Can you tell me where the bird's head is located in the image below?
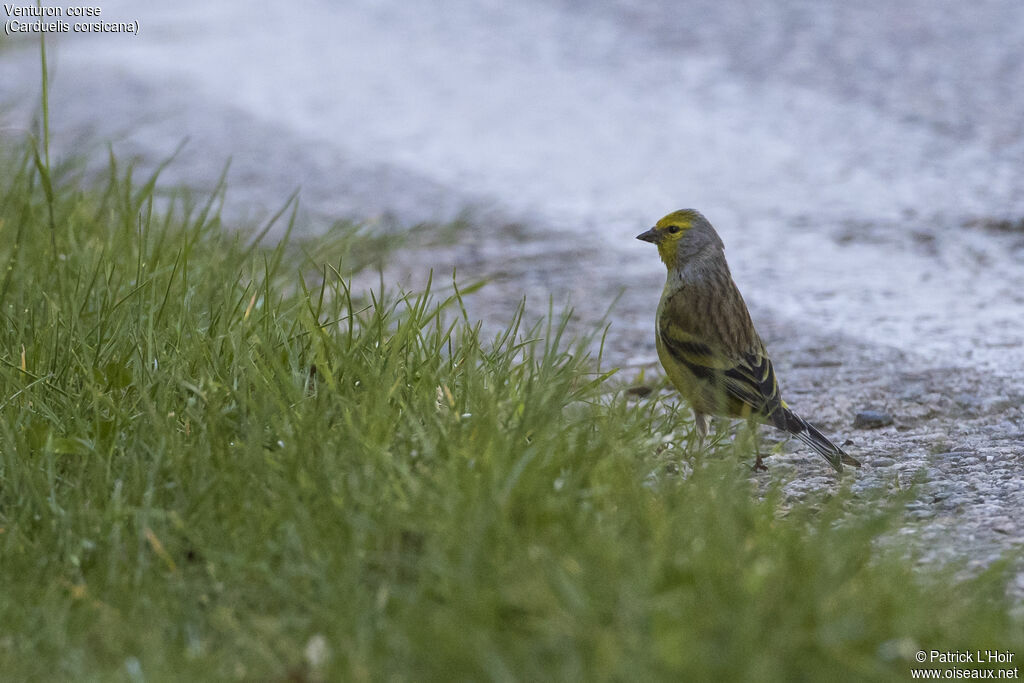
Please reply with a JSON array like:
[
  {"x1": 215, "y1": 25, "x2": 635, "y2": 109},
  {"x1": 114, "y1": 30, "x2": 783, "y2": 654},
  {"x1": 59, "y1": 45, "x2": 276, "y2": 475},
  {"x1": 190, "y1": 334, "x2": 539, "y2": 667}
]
[{"x1": 636, "y1": 209, "x2": 722, "y2": 267}]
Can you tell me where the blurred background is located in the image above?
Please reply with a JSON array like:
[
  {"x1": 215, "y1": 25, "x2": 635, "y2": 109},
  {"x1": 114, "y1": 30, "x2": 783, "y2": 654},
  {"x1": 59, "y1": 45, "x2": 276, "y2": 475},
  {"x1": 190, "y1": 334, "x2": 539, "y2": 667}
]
[{"x1": 2, "y1": 0, "x2": 1023, "y2": 370}]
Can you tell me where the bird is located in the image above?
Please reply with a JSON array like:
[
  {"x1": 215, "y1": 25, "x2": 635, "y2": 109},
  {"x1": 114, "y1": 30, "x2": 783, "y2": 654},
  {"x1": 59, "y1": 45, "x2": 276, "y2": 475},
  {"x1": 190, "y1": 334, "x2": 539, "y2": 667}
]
[{"x1": 636, "y1": 209, "x2": 860, "y2": 473}]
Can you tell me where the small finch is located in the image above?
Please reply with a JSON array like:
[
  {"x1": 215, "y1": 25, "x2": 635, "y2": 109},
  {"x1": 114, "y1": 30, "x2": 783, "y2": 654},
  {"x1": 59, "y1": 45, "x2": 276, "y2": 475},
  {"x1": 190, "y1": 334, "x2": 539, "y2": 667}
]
[{"x1": 637, "y1": 209, "x2": 860, "y2": 473}]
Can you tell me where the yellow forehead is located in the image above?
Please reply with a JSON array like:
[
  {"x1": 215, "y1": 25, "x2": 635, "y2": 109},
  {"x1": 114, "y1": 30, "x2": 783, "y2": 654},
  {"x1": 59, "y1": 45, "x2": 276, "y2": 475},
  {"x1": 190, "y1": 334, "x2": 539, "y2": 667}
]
[{"x1": 655, "y1": 209, "x2": 700, "y2": 229}]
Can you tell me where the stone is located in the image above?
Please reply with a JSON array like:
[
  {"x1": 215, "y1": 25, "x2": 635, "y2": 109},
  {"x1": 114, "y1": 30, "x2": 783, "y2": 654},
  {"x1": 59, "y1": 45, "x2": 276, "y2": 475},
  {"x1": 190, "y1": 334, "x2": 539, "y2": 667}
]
[{"x1": 853, "y1": 410, "x2": 894, "y2": 429}]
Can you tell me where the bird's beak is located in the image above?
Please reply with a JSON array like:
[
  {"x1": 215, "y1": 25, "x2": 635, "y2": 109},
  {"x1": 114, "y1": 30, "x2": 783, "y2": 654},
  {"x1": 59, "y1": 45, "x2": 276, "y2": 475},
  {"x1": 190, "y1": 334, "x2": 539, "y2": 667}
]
[{"x1": 636, "y1": 227, "x2": 658, "y2": 243}]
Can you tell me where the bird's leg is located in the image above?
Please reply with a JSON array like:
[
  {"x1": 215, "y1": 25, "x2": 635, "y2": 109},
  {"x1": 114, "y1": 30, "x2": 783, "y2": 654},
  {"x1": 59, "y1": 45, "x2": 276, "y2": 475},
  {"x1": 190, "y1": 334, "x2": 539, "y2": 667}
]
[
  {"x1": 749, "y1": 421, "x2": 768, "y2": 472},
  {"x1": 692, "y1": 410, "x2": 709, "y2": 451}
]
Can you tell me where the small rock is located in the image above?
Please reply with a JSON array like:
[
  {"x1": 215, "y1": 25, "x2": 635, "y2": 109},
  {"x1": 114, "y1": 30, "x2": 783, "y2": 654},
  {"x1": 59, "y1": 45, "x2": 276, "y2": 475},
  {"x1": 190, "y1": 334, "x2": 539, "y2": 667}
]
[
  {"x1": 870, "y1": 457, "x2": 896, "y2": 467},
  {"x1": 304, "y1": 634, "x2": 330, "y2": 670},
  {"x1": 991, "y1": 518, "x2": 1016, "y2": 535},
  {"x1": 941, "y1": 496, "x2": 971, "y2": 510},
  {"x1": 903, "y1": 501, "x2": 935, "y2": 520},
  {"x1": 984, "y1": 396, "x2": 1021, "y2": 412},
  {"x1": 853, "y1": 410, "x2": 894, "y2": 429},
  {"x1": 953, "y1": 393, "x2": 982, "y2": 409},
  {"x1": 625, "y1": 385, "x2": 652, "y2": 399}
]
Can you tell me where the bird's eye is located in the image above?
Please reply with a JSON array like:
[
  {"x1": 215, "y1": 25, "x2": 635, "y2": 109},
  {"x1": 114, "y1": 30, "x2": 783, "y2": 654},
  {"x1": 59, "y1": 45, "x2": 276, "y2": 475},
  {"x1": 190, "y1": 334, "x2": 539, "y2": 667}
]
[{"x1": 667, "y1": 225, "x2": 681, "y2": 234}]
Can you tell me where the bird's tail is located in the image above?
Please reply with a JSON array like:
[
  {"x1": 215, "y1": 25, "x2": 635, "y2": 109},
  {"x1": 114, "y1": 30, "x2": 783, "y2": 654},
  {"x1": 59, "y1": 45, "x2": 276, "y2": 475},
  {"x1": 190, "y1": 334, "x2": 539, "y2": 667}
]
[{"x1": 780, "y1": 407, "x2": 861, "y2": 473}]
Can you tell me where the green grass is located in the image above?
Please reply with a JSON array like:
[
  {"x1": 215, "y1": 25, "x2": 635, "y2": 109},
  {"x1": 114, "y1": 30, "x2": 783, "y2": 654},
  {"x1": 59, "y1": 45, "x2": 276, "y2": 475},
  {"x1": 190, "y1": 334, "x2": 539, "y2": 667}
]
[{"x1": 1, "y1": 99, "x2": 1022, "y2": 683}]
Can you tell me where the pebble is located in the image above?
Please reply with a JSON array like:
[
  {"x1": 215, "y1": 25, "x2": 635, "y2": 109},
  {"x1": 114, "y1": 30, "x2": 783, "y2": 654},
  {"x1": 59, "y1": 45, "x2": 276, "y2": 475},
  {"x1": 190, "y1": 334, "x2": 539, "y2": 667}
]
[
  {"x1": 941, "y1": 496, "x2": 972, "y2": 511},
  {"x1": 992, "y1": 519, "x2": 1016, "y2": 535},
  {"x1": 625, "y1": 385, "x2": 652, "y2": 399},
  {"x1": 954, "y1": 393, "x2": 983, "y2": 409},
  {"x1": 931, "y1": 450, "x2": 973, "y2": 458},
  {"x1": 853, "y1": 410, "x2": 894, "y2": 429},
  {"x1": 983, "y1": 397, "x2": 1021, "y2": 412}
]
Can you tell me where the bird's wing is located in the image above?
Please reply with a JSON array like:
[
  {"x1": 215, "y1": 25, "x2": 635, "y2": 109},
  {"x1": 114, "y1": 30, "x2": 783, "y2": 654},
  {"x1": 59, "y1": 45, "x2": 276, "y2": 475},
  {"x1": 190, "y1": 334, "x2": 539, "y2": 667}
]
[{"x1": 658, "y1": 286, "x2": 784, "y2": 423}]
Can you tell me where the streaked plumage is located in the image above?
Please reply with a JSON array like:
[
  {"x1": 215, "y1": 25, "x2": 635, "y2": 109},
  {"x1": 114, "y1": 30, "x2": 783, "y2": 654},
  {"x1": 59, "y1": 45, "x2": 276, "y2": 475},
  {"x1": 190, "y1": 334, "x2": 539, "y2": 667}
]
[{"x1": 637, "y1": 209, "x2": 859, "y2": 473}]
